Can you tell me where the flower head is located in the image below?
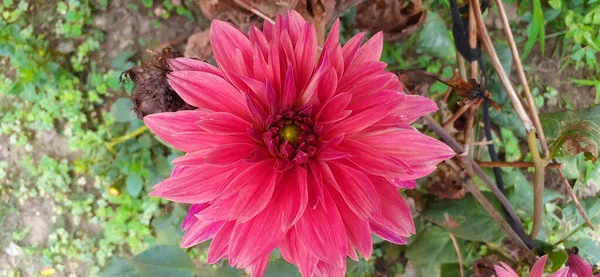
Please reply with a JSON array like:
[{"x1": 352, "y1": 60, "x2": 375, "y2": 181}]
[{"x1": 145, "y1": 10, "x2": 454, "y2": 277}]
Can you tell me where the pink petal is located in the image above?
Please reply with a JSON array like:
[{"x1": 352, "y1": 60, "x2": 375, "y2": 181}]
[
  {"x1": 207, "y1": 221, "x2": 235, "y2": 263},
  {"x1": 203, "y1": 143, "x2": 257, "y2": 166},
  {"x1": 392, "y1": 94, "x2": 439, "y2": 124},
  {"x1": 279, "y1": 228, "x2": 319, "y2": 277},
  {"x1": 295, "y1": 190, "x2": 347, "y2": 268},
  {"x1": 370, "y1": 176, "x2": 415, "y2": 237},
  {"x1": 228, "y1": 168, "x2": 277, "y2": 222},
  {"x1": 336, "y1": 139, "x2": 413, "y2": 177},
  {"x1": 276, "y1": 166, "x2": 309, "y2": 230},
  {"x1": 150, "y1": 166, "x2": 235, "y2": 203},
  {"x1": 313, "y1": 261, "x2": 346, "y2": 277},
  {"x1": 567, "y1": 254, "x2": 593, "y2": 277},
  {"x1": 197, "y1": 112, "x2": 250, "y2": 135},
  {"x1": 326, "y1": 94, "x2": 402, "y2": 137},
  {"x1": 494, "y1": 265, "x2": 518, "y2": 277},
  {"x1": 210, "y1": 20, "x2": 252, "y2": 76},
  {"x1": 353, "y1": 31, "x2": 383, "y2": 66},
  {"x1": 180, "y1": 219, "x2": 225, "y2": 248},
  {"x1": 316, "y1": 92, "x2": 352, "y2": 124},
  {"x1": 530, "y1": 255, "x2": 548, "y2": 277},
  {"x1": 548, "y1": 268, "x2": 570, "y2": 277},
  {"x1": 341, "y1": 32, "x2": 365, "y2": 70},
  {"x1": 170, "y1": 58, "x2": 221, "y2": 75},
  {"x1": 329, "y1": 188, "x2": 372, "y2": 259},
  {"x1": 307, "y1": 160, "x2": 326, "y2": 210},
  {"x1": 182, "y1": 203, "x2": 209, "y2": 230},
  {"x1": 244, "y1": 254, "x2": 270, "y2": 277},
  {"x1": 325, "y1": 162, "x2": 380, "y2": 220},
  {"x1": 370, "y1": 221, "x2": 407, "y2": 244},
  {"x1": 144, "y1": 110, "x2": 208, "y2": 152},
  {"x1": 228, "y1": 203, "x2": 287, "y2": 268},
  {"x1": 168, "y1": 71, "x2": 248, "y2": 119}
]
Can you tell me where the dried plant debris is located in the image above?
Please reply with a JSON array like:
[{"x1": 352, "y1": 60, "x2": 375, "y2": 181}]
[
  {"x1": 473, "y1": 255, "x2": 500, "y2": 277},
  {"x1": 184, "y1": 29, "x2": 212, "y2": 60},
  {"x1": 197, "y1": 0, "x2": 262, "y2": 31},
  {"x1": 120, "y1": 48, "x2": 195, "y2": 119},
  {"x1": 425, "y1": 163, "x2": 465, "y2": 199},
  {"x1": 356, "y1": 0, "x2": 427, "y2": 41}
]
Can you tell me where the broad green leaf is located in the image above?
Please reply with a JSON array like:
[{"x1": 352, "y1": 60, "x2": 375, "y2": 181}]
[
  {"x1": 440, "y1": 263, "x2": 471, "y2": 277},
  {"x1": 264, "y1": 259, "x2": 301, "y2": 277},
  {"x1": 99, "y1": 257, "x2": 138, "y2": 277},
  {"x1": 126, "y1": 173, "x2": 143, "y2": 197},
  {"x1": 562, "y1": 197, "x2": 600, "y2": 226},
  {"x1": 132, "y1": 245, "x2": 195, "y2": 277},
  {"x1": 505, "y1": 170, "x2": 561, "y2": 216},
  {"x1": 406, "y1": 226, "x2": 465, "y2": 276},
  {"x1": 420, "y1": 193, "x2": 505, "y2": 242},
  {"x1": 540, "y1": 105, "x2": 600, "y2": 159},
  {"x1": 417, "y1": 12, "x2": 455, "y2": 61},
  {"x1": 547, "y1": 248, "x2": 569, "y2": 272},
  {"x1": 565, "y1": 238, "x2": 600, "y2": 264},
  {"x1": 111, "y1": 97, "x2": 135, "y2": 123},
  {"x1": 522, "y1": 0, "x2": 545, "y2": 59},
  {"x1": 197, "y1": 264, "x2": 242, "y2": 277}
]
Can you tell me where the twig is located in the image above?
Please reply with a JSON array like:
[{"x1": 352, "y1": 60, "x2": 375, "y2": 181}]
[
  {"x1": 424, "y1": 115, "x2": 536, "y2": 261},
  {"x1": 554, "y1": 158, "x2": 595, "y2": 230},
  {"x1": 472, "y1": 0, "x2": 546, "y2": 239},
  {"x1": 232, "y1": 0, "x2": 276, "y2": 24},
  {"x1": 492, "y1": 0, "x2": 549, "y2": 157},
  {"x1": 448, "y1": 232, "x2": 465, "y2": 277},
  {"x1": 477, "y1": 161, "x2": 562, "y2": 168},
  {"x1": 443, "y1": 104, "x2": 472, "y2": 129}
]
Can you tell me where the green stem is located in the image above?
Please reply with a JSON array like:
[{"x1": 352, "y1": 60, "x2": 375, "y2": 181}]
[
  {"x1": 105, "y1": 125, "x2": 149, "y2": 153},
  {"x1": 527, "y1": 131, "x2": 546, "y2": 239}
]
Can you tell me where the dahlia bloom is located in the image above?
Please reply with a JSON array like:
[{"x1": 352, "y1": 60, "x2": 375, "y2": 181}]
[
  {"x1": 494, "y1": 254, "x2": 598, "y2": 277},
  {"x1": 145, "y1": 10, "x2": 453, "y2": 276}
]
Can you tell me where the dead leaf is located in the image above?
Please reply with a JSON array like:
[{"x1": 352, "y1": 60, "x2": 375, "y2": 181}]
[
  {"x1": 196, "y1": 0, "x2": 262, "y2": 31},
  {"x1": 355, "y1": 0, "x2": 427, "y2": 41},
  {"x1": 184, "y1": 30, "x2": 212, "y2": 60}
]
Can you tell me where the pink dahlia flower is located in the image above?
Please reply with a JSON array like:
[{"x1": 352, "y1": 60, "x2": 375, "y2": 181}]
[
  {"x1": 145, "y1": 10, "x2": 454, "y2": 277},
  {"x1": 494, "y1": 254, "x2": 599, "y2": 277}
]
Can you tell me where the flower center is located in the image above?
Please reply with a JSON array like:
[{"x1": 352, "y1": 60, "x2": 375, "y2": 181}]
[{"x1": 263, "y1": 105, "x2": 320, "y2": 170}]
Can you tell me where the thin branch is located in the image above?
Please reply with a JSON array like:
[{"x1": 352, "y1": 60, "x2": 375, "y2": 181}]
[
  {"x1": 424, "y1": 115, "x2": 536, "y2": 261},
  {"x1": 448, "y1": 232, "x2": 465, "y2": 277},
  {"x1": 443, "y1": 104, "x2": 472, "y2": 129},
  {"x1": 472, "y1": 0, "x2": 546, "y2": 239},
  {"x1": 232, "y1": 0, "x2": 276, "y2": 24},
  {"x1": 105, "y1": 125, "x2": 149, "y2": 154},
  {"x1": 554, "y1": 158, "x2": 595, "y2": 230},
  {"x1": 477, "y1": 161, "x2": 562, "y2": 168},
  {"x1": 492, "y1": 0, "x2": 549, "y2": 157}
]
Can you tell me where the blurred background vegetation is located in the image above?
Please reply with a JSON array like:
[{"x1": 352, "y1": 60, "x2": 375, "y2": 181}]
[{"x1": 0, "y1": 0, "x2": 599, "y2": 276}]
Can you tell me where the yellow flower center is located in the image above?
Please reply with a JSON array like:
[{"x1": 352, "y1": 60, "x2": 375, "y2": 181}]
[{"x1": 278, "y1": 122, "x2": 301, "y2": 146}]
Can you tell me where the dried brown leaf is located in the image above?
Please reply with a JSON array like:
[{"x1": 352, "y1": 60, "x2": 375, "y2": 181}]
[
  {"x1": 355, "y1": 0, "x2": 427, "y2": 41},
  {"x1": 425, "y1": 163, "x2": 465, "y2": 200},
  {"x1": 473, "y1": 255, "x2": 500, "y2": 277},
  {"x1": 184, "y1": 30, "x2": 212, "y2": 60}
]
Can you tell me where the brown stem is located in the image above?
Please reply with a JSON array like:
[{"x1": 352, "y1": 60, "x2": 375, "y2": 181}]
[
  {"x1": 492, "y1": 0, "x2": 549, "y2": 157},
  {"x1": 554, "y1": 158, "x2": 595, "y2": 230},
  {"x1": 443, "y1": 104, "x2": 472, "y2": 129},
  {"x1": 472, "y1": 0, "x2": 545, "y2": 239},
  {"x1": 477, "y1": 161, "x2": 562, "y2": 168},
  {"x1": 448, "y1": 232, "x2": 465, "y2": 277},
  {"x1": 424, "y1": 115, "x2": 535, "y2": 261},
  {"x1": 232, "y1": 0, "x2": 276, "y2": 24}
]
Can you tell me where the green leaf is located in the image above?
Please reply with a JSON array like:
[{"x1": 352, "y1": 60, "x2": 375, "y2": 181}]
[
  {"x1": 562, "y1": 197, "x2": 600, "y2": 226},
  {"x1": 417, "y1": 12, "x2": 455, "y2": 61},
  {"x1": 198, "y1": 264, "x2": 242, "y2": 277},
  {"x1": 264, "y1": 259, "x2": 300, "y2": 277},
  {"x1": 440, "y1": 263, "x2": 471, "y2": 277},
  {"x1": 132, "y1": 245, "x2": 195, "y2": 277},
  {"x1": 111, "y1": 98, "x2": 135, "y2": 123},
  {"x1": 548, "y1": 0, "x2": 562, "y2": 9},
  {"x1": 99, "y1": 257, "x2": 138, "y2": 277},
  {"x1": 523, "y1": 0, "x2": 545, "y2": 59},
  {"x1": 540, "y1": 105, "x2": 600, "y2": 159},
  {"x1": 406, "y1": 226, "x2": 465, "y2": 276},
  {"x1": 547, "y1": 248, "x2": 568, "y2": 272},
  {"x1": 420, "y1": 194, "x2": 505, "y2": 242},
  {"x1": 346, "y1": 258, "x2": 374, "y2": 277},
  {"x1": 126, "y1": 173, "x2": 143, "y2": 197},
  {"x1": 506, "y1": 170, "x2": 561, "y2": 216}
]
